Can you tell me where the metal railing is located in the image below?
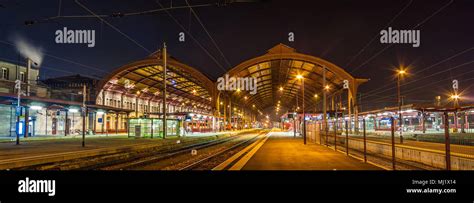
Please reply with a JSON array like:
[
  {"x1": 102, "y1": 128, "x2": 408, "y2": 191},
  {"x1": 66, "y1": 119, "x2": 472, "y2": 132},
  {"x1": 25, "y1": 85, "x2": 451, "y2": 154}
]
[{"x1": 307, "y1": 115, "x2": 474, "y2": 170}]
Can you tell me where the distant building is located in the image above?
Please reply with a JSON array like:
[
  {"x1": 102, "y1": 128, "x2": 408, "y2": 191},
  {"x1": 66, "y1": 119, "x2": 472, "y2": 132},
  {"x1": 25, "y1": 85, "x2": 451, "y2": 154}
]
[
  {"x1": 0, "y1": 60, "x2": 47, "y2": 97},
  {"x1": 42, "y1": 74, "x2": 99, "y2": 103}
]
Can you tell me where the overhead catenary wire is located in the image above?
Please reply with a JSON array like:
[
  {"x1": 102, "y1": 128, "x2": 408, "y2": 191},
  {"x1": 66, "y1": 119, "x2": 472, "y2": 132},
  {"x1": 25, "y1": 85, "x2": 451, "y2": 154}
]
[
  {"x1": 360, "y1": 54, "x2": 474, "y2": 100},
  {"x1": 365, "y1": 60, "x2": 474, "y2": 103},
  {"x1": 345, "y1": 0, "x2": 413, "y2": 70},
  {"x1": 184, "y1": 0, "x2": 232, "y2": 68},
  {"x1": 349, "y1": 0, "x2": 454, "y2": 74},
  {"x1": 75, "y1": 0, "x2": 152, "y2": 54},
  {"x1": 33, "y1": 3, "x2": 216, "y2": 21},
  {"x1": 0, "y1": 40, "x2": 109, "y2": 76},
  {"x1": 0, "y1": 56, "x2": 102, "y2": 80},
  {"x1": 155, "y1": 0, "x2": 228, "y2": 73},
  {"x1": 361, "y1": 46, "x2": 474, "y2": 97}
]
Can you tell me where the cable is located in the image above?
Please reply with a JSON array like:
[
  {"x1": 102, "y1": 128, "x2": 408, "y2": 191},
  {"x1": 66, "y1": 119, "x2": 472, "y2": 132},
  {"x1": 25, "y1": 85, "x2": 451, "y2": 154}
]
[
  {"x1": 155, "y1": 0, "x2": 227, "y2": 73},
  {"x1": 32, "y1": 3, "x2": 215, "y2": 22},
  {"x1": 0, "y1": 56, "x2": 102, "y2": 80},
  {"x1": 350, "y1": 0, "x2": 454, "y2": 74},
  {"x1": 362, "y1": 58, "x2": 474, "y2": 100},
  {"x1": 75, "y1": 0, "x2": 152, "y2": 54},
  {"x1": 362, "y1": 46, "x2": 474, "y2": 96},
  {"x1": 367, "y1": 64, "x2": 474, "y2": 103},
  {"x1": 0, "y1": 40, "x2": 108, "y2": 76},
  {"x1": 185, "y1": 0, "x2": 232, "y2": 68},
  {"x1": 345, "y1": 0, "x2": 413, "y2": 69}
]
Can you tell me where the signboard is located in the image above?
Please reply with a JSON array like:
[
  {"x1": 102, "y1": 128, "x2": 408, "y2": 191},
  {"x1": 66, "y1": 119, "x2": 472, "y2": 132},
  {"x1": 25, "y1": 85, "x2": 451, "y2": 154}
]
[
  {"x1": 15, "y1": 106, "x2": 22, "y2": 116},
  {"x1": 16, "y1": 121, "x2": 24, "y2": 135},
  {"x1": 185, "y1": 115, "x2": 192, "y2": 121},
  {"x1": 98, "y1": 118, "x2": 103, "y2": 123}
]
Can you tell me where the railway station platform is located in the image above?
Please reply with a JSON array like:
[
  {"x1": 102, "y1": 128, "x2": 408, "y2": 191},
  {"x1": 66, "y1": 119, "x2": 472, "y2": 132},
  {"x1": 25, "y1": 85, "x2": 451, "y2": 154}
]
[{"x1": 240, "y1": 131, "x2": 380, "y2": 170}]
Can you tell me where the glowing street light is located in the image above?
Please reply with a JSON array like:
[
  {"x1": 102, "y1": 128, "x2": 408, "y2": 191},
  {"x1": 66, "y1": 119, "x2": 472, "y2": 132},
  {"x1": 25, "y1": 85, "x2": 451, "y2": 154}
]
[
  {"x1": 279, "y1": 86, "x2": 283, "y2": 91},
  {"x1": 450, "y1": 94, "x2": 460, "y2": 100},
  {"x1": 396, "y1": 67, "x2": 408, "y2": 144},
  {"x1": 296, "y1": 74, "x2": 306, "y2": 144}
]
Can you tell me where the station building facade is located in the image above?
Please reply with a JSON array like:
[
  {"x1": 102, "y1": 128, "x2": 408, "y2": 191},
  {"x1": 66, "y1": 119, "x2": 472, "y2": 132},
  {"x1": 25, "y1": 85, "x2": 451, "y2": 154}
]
[{"x1": 0, "y1": 50, "x2": 226, "y2": 138}]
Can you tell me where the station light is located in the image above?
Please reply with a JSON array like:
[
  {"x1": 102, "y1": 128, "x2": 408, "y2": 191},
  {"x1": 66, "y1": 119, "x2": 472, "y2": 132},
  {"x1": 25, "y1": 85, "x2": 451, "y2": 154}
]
[
  {"x1": 450, "y1": 94, "x2": 460, "y2": 100},
  {"x1": 314, "y1": 94, "x2": 318, "y2": 98},
  {"x1": 30, "y1": 105, "x2": 43, "y2": 110},
  {"x1": 244, "y1": 96, "x2": 248, "y2": 100},
  {"x1": 397, "y1": 69, "x2": 407, "y2": 75},
  {"x1": 68, "y1": 108, "x2": 79, "y2": 113},
  {"x1": 324, "y1": 85, "x2": 330, "y2": 90},
  {"x1": 279, "y1": 86, "x2": 283, "y2": 91},
  {"x1": 296, "y1": 75, "x2": 303, "y2": 79}
]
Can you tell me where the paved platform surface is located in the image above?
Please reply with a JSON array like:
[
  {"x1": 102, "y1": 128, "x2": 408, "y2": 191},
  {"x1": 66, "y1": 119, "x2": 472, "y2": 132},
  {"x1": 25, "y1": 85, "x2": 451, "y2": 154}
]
[{"x1": 242, "y1": 132, "x2": 380, "y2": 170}]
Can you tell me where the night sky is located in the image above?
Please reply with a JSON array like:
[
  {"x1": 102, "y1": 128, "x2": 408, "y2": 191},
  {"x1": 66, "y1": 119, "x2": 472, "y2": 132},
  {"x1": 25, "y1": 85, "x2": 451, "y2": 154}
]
[{"x1": 0, "y1": 0, "x2": 473, "y2": 110}]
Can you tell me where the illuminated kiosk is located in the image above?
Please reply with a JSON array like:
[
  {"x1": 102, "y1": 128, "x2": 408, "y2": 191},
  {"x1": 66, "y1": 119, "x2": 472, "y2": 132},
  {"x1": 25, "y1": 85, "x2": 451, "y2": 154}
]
[{"x1": 96, "y1": 50, "x2": 217, "y2": 137}]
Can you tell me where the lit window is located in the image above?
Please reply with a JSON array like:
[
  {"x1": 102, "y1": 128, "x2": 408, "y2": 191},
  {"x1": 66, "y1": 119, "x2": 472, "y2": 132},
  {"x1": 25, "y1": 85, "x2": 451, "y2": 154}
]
[
  {"x1": 19, "y1": 72, "x2": 26, "y2": 83},
  {"x1": 1, "y1": 68, "x2": 8, "y2": 80}
]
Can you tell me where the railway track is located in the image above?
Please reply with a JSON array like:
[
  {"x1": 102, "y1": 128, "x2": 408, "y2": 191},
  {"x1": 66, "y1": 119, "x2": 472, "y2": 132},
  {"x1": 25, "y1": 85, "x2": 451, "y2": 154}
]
[
  {"x1": 99, "y1": 130, "x2": 267, "y2": 170},
  {"x1": 13, "y1": 130, "x2": 262, "y2": 170},
  {"x1": 177, "y1": 131, "x2": 268, "y2": 170}
]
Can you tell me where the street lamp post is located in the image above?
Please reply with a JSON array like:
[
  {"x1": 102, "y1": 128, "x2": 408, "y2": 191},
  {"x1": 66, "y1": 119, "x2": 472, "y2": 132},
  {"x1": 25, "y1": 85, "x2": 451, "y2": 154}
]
[
  {"x1": 451, "y1": 94, "x2": 460, "y2": 133},
  {"x1": 297, "y1": 75, "x2": 306, "y2": 145},
  {"x1": 82, "y1": 85, "x2": 87, "y2": 147},
  {"x1": 162, "y1": 42, "x2": 167, "y2": 139},
  {"x1": 397, "y1": 69, "x2": 406, "y2": 144},
  {"x1": 15, "y1": 80, "x2": 21, "y2": 145}
]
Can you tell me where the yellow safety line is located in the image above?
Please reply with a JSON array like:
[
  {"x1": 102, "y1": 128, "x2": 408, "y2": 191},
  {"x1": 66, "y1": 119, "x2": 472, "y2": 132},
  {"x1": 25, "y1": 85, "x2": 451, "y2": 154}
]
[
  {"x1": 212, "y1": 133, "x2": 266, "y2": 170},
  {"x1": 228, "y1": 133, "x2": 271, "y2": 170}
]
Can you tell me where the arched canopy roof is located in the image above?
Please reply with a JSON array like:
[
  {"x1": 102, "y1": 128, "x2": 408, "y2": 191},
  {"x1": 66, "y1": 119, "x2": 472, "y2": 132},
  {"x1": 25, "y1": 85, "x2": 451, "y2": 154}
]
[
  {"x1": 97, "y1": 51, "x2": 215, "y2": 109},
  {"x1": 226, "y1": 44, "x2": 368, "y2": 113}
]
